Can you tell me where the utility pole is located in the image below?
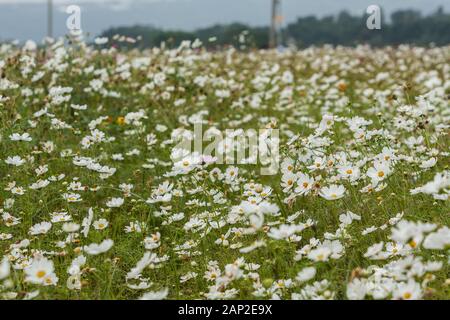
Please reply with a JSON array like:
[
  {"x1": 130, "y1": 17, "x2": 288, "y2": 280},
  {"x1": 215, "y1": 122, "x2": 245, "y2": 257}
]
[
  {"x1": 269, "y1": 0, "x2": 283, "y2": 48},
  {"x1": 47, "y1": 0, "x2": 53, "y2": 38}
]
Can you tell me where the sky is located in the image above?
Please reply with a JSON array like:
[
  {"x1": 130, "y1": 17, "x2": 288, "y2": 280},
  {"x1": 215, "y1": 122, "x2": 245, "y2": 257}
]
[{"x1": 0, "y1": 0, "x2": 448, "y2": 41}]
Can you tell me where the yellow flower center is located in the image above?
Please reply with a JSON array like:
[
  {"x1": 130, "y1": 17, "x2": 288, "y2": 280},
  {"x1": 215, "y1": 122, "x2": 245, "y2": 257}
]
[
  {"x1": 377, "y1": 171, "x2": 385, "y2": 178},
  {"x1": 346, "y1": 169, "x2": 353, "y2": 174},
  {"x1": 36, "y1": 270, "x2": 46, "y2": 278},
  {"x1": 403, "y1": 292, "x2": 412, "y2": 299},
  {"x1": 116, "y1": 116, "x2": 125, "y2": 125}
]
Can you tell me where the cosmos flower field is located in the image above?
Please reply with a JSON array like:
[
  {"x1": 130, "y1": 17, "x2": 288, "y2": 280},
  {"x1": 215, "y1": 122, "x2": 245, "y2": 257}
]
[{"x1": 0, "y1": 39, "x2": 449, "y2": 300}]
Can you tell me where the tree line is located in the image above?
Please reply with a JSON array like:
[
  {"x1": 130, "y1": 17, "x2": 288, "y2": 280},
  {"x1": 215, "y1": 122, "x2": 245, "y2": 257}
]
[{"x1": 99, "y1": 8, "x2": 450, "y2": 49}]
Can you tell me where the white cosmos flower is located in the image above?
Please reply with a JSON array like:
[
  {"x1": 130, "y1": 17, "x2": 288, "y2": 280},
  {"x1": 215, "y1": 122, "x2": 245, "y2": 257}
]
[
  {"x1": 93, "y1": 219, "x2": 109, "y2": 230},
  {"x1": 308, "y1": 157, "x2": 326, "y2": 171},
  {"x1": 239, "y1": 240, "x2": 266, "y2": 253},
  {"x1": 5, "y1": 156, "x2": 26, "y2": 166},
  {"x1": 295, "y1": 267, "x2": 316, "y2": 283},
  {"x1": 94, "y1": 37, "x2": 108, "y2": 45},
  {"x1": 268, "y1": 224, "x2": 302, "y2": 240},
  {"x1": 70, "y1": 104, "x2": 88, "y2": 110},
  {"x1": 106, "y1": 197, "x2": 124, "y2": 208},
  {"x1": 84, "y1": 239, "x2": 114, "y2": 255},
  {"x1": 63, "y1": 193, "x2": 82, "y2": 202},
  {"x1": 281, "y1": 172, "x2": 297, "y2": 192},
  {"x1": 364, "y1": 241, "x2": 385, "y2": 259},
  {"x1": 295, "y1": 172, "x2": 314, "y2": 195},
  {"x1": 339, "y1": 211, "x2": 361, "y2": 226},
  {"x1": 180, "y1": 271, "x2": 198, "y2": 283},
  {"x1": 139, "y1": 288, "x2": 169, "y2": 300},
  {"x1": 62, "y1": 222, "x2": 80, "y2": 233},
  {"x1": 67, "y1": 275, "x2": 82, "y2": 290},
  {"x1": 367, "y1": 161, "x2": 391, "y2": 184},
  {"x1": 29, "y1": 179, "x2": 50, "y2": 190},
  {"x1": 143, "y1": 232, "x2": 161, "y2": 250},
  {"x1": 24, "y1": 257, "x2": 58, "y2": 286},
  {"x1": 346, "y1": 278, "x2": 368, "y2": 300},
  {"x1": 338, "y1": 165, "x2": 361, "y2": 182},
  {"x1": 393, "y1": 279, "x2": 422, "y2": 300},
  {"x1": 410, "y1": 171, "x2": 450, "y2": 196},
  {"x1": 81, "y1": 207, "x2": 94, "y2": 238},
  {"x1": 319, "y1": 184, "x2": 346, "y2": 200},
  {"x1": 0, "y1": 257, "x2": 10, "y2": 280},
  {"x1": 391, "y1": 220, "x2": 436, "y2": 248},
  {"x1": 126, "y1": 252, "x2": 157, "y2": 280},
  {"x1": 423, "y1": 227, "x2": 450, "y2": 250},
  {"x1": 419, "y1": 157, "x2": 437, "y2": 169},
  {"x1": 11, "y1": 186, "x2": 26, "y2": 195},
  {"x1": 307, "y1": 246, "x2": 332, "y2": 262},
  {"x1": 29, "y1": 221, "x2": 52, "y2": 235},
  {"x1": 9, "y1": 133, "x2": 32, "y2": 141},
  {"x1": 67, "y1": 255, "x2": 86, "y2": 276}
]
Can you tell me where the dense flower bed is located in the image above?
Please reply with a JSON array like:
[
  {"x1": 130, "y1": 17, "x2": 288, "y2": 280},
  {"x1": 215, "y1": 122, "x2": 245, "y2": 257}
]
[{"x1": 0, "y1": 39, "x2": 449, "y2": 300}]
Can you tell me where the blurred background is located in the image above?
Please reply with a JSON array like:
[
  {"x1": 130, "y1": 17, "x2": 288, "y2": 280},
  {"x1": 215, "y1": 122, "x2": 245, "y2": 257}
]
[{"x1": 1, "y1": 0, "x2": 449, "y2": 47}]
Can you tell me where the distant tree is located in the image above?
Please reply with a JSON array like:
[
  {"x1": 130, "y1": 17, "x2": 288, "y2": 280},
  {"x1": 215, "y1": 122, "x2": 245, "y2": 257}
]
[{"x1": 98, "y1": 9, "x2": 450, "y2": 49}]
